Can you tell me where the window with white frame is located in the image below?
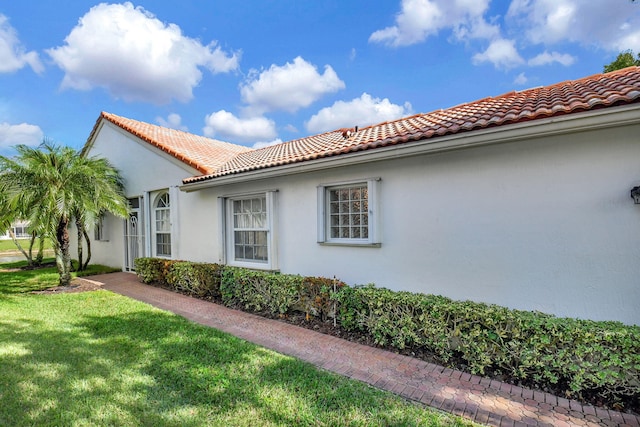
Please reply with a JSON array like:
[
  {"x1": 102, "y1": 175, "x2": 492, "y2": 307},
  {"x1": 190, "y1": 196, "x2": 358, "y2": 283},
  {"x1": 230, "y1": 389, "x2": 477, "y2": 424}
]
[
  {"x1": 154, "y1": 192, "x2": 171, "y2": 257},
  {"x1": 318, "y1": 178, "x2": 380, "y2": 245},
  {"x1": 223, "y1": 191, "x2": 277, "y2": 269},
  {"x1": 12, "y1": 224, "x2": 29, "y2": 238},
  {"x1": 94, "y1": 213, "x2": 108, "y2": 241}
]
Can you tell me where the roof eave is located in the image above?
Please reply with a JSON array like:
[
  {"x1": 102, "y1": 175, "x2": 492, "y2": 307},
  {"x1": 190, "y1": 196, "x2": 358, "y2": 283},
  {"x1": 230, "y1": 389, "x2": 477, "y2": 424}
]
[{"x1": 180, "y1": 103, "x2": 640, "y2": 192}]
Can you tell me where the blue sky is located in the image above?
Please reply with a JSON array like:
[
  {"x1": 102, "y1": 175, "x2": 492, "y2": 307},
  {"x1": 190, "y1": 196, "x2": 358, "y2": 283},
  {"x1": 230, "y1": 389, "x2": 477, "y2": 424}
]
[{"x1": 1, "y1": 1, "x2": 639, "y2": 154}]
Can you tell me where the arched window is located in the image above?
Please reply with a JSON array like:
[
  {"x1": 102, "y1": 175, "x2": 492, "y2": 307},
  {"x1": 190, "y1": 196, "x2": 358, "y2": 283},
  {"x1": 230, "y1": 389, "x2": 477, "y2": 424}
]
[{"x1": 154, "y1": 192, "x2": 171, "y2": 257}]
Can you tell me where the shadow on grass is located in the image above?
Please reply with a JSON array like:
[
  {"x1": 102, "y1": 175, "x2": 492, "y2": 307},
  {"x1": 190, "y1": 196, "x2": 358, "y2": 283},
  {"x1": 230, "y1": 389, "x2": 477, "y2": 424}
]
[
  {"x1": 0, "y1": 295, "x2": 460, "y2": 426},
  {"x1": 0, "y1": 267, "x2": 60, "y2": 298},
  {"x1": 0, "y1": 263, "x2": 120, "y2": 301}
]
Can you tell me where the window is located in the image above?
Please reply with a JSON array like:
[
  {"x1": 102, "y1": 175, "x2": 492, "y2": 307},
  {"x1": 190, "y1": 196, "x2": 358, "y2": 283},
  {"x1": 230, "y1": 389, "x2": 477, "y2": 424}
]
[
  {"x1": 12, "y1": 225, "x2": 29, "y2": 238},
  {"x1": 154, "y1": 192, "x2": 171, "y2": 257},
  {"x1": 223, "y1": 191, "x2": 277, "y2": 269},
  {"x1": 233, "y1": 196, "x2": 268, "y2": 262},
  {"x1": 94, "y1": 214, "x2": 108, "y2": 241},
  {"x1": 318, "y1": 179, "x2": 380, "y2": 246}
]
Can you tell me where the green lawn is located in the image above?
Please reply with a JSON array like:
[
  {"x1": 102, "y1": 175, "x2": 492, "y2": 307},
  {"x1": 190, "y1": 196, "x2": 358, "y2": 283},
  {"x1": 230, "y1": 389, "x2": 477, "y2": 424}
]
[
  {"x1": 0, "y1": 264, "x2": 478, "y2": 427},
  {"x1": 0, "y1": 238, "x2": 53, "y2": 253}
]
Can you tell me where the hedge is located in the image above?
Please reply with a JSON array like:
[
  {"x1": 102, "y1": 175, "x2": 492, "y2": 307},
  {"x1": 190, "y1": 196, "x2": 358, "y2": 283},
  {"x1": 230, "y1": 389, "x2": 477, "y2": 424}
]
[
  {"x1": 333, "y1": 285, "x2": 640, "y2": 402},
  {"x1": 133, "y1": 257, "x2": 640, "y2": 406}
]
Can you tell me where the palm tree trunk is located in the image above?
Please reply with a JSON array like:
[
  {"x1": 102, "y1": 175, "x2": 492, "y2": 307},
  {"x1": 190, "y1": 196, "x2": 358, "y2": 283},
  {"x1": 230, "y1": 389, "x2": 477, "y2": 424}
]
[
  {"x1": 8, "y1": 228, "x2": 33, "y2": 267},
  {"x1": 75, "y1": 217, "x2": 84, "y2": 271},
  {"x1": 82, "y1": 227, "x2": 92, "y2": 270},
  {"x1": 35, "y1": 236, "x2": 44, "y2": 265},
  {"x1": 56, "y1": 216, "x2": 72, "y2": 286},
  {"x1": 28, "y1": 231, "x2": 36, "y2": 262}
]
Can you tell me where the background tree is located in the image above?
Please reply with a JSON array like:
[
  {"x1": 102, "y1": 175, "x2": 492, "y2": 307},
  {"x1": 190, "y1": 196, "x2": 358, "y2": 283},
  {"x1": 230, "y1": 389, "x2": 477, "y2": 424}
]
[
  {"x1": 603, "y1": 50, "x2": 640, "y2": 73},
  {"x1": 0, "y1": 141, "x2": 128, "y2": 285},
  {"x1": 0, "y1": 190, "x2": 46, "y2": 266}
]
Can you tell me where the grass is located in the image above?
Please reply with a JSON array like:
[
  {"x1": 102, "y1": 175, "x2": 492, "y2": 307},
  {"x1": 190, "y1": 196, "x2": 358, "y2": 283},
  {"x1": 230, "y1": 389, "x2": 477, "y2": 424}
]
[
  {"x1": 0, "y1": 238, "x2": 53, "y2": 253},
  {"x1": 0, "y1": 260, "x2": 120, "y2": 294},
  {"x1": 0, "y1": 263, "x2": 478, "y2": 427}
]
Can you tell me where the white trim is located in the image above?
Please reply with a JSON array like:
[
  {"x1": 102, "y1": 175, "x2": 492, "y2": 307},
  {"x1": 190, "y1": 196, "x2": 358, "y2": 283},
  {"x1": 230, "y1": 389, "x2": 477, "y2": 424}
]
[
  {"x1": 317, "y1": 186, "x2": 325, "y2": 243},
  {"x1": 169, "y1": 186, "x2": 179, "y2": 258},
  {"x1": 143, "y1": 192, "x2": 151, "y2": 256},
  {"x1": 123, "y1": 196, "x2": 144, "y2": 272},
  {"x1": 267, "y1": 191, "x2": 278, "y2": 270},
  {"x1": 121, "y1": 216, "x2": 127, "y2": 272},
  {"x1": 217, "y1": 197, "x2": 227, "y2": 265},
  {"x1": 180, "y1": 104, "x2": 640, "y2": 192},
  {"x1": 152, "y1": 191, "x2": 172, "y2": 258}
]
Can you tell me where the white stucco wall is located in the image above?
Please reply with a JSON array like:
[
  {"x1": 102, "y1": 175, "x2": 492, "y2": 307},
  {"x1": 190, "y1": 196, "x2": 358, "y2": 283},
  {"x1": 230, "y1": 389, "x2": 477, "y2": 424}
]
[
  {"x1": 82, "y1": 114, "x2": 640, "y2": 325},
  {"x1": 196, "y1": 122, "x2": 640, "y2": 325},
  {"x1": 72, "y1": 122, "x2": 215, "y2": 267}
]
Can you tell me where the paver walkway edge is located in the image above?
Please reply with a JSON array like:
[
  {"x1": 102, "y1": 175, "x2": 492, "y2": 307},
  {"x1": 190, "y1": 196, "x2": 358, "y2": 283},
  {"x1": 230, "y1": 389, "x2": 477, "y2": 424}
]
[{"x1": 83, "y1": 272, "x2": 639, "y2": 427}]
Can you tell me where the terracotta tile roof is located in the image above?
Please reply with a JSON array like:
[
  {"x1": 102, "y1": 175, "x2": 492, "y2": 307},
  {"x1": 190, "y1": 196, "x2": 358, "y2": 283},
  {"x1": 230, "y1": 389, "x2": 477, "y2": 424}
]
[
  {"x1": 184, "y1": 66, "x2": 640, "y2": 184},
  {"x1": 87, "y1": 112, "x2": 252, "y2": 175}
]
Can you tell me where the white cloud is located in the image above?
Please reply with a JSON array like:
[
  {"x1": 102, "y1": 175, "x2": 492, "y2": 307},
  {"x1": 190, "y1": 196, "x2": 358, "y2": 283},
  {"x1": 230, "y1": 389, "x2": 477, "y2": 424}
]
[
  {"x1": 0, "y1": 122, "x2": 43, "y2": 150},
  {"x1": 283, "y1": 124, "x2": 298, "y2": 133},
  {"x1": 252, "y1": 139, "x2": 283, "y2": 149},
  {"x1": 203, "y1": 110, "x2": 276, "y2": 143},
  {"x1": 372, "y1": 0, "x2": 640, "y2": 73},
  {"x1": 507, "y1": 0, "x2": 640, "y2": 52},
  {"x1": 156, "y1": 113, "x2": 188, "y2": 131},
  {"x1": 369, "y1": 0, "x2": 495, "y2": 47},
  {"x1": 513, "y1": 72, "x2": 528, "y2": 85},
  {"x1": 240, "y1": 56, "x2": 345, "y2": 115},
  {"x1": 47, "y1": 2, "x2": 240, "y2": 104},
  {"x1": 528, "y1": 51, "x2": 576, "y2": 67},
  {"x1": 0, "y1": 14, "x2": 43, "y2": 74},
  {"x1": 472, "y1": 38, "x2": 524, "y2": 70},
  {"x1": 306, "y1": 93, "x2": 413, "y2": 134}
]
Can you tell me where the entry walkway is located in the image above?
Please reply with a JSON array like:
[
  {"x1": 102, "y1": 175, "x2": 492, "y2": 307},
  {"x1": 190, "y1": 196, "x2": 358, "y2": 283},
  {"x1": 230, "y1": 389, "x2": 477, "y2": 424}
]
[{"x1": 84, "y1": 272, "x2": 639, "y2": 427}]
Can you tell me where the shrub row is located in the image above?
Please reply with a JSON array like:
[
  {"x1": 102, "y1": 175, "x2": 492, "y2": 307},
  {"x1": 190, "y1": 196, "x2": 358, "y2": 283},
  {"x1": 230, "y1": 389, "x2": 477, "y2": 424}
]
[
  {"x1": 134, "y1": 258, "x2": 344, "y2": 319},
  {"x1": 334, "y1": 285, "x2": 640, "y2": 403},
  {"x1": 133, "y1": 257, "x2": 639, "y2": 406}
]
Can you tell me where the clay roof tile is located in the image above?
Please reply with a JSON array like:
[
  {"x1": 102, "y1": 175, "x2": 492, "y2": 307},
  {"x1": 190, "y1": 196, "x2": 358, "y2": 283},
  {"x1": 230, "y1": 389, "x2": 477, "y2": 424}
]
[
  {"x1": 165, "y1": 67, "x2": 640, "y2": 185},
  {"x1": 91, "y1": 112, "x2": 252, "y2": 174}
]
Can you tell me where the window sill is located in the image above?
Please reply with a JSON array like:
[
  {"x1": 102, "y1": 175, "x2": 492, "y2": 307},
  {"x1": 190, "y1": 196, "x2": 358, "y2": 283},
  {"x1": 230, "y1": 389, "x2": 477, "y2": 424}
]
[
  {"x1": 228, "y1": 260, "x2": 277, "y2": 271},
  {"x1": 318, "y1": 242, "x2": 381, "y2": 248}
]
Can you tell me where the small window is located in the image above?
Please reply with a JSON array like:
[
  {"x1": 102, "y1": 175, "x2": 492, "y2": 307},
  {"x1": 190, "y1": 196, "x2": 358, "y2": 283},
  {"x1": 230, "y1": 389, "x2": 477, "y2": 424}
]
[
  {"x1": 318, "y1": 179, "x2": 380, "y2": 246},
  {"x1": 154, "y1": 192, "x2": 171, "y2": 257},
  {"x1": 94, "y1": 214, "x2": 108, "y2": 241}
]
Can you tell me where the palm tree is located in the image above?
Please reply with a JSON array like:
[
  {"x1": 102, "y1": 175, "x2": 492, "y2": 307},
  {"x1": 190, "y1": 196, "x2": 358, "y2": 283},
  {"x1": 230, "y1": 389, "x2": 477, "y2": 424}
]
[
  {"x1": 71, "y1": 156, "x2": 128, "y2": 271},
  {"x1": 0, "y1": 141, "x2": 128, "y2": 285}
]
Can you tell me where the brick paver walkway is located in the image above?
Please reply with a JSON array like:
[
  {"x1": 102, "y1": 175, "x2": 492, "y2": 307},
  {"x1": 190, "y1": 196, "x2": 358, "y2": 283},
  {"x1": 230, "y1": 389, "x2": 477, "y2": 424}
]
[{"x1": 83, "y1": 272, "x2": 639, "y2": 427}]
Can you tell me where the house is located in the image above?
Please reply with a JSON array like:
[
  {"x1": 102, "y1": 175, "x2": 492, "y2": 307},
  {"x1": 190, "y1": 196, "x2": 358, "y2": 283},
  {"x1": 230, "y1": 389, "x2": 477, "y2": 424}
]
[
  {"x1": 1, "y1": 220, "x2": 30, "y2": 240},
  {"x1": 79, "y1": 67, "x2": 640, "y2": 325}
]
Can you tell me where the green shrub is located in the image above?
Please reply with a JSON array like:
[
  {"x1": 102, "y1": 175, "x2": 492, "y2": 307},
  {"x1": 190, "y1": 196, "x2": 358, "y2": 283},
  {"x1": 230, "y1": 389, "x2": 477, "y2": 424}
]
[
  {"x1": 134, "y1": 257, "x2": 174, "y2": 285},
  {"x1": 334, "y1": 284, "x2": 640, "y2": 403},
  {"x1": 166, "y1": 262, "x2": 223, "y2": 298},
  {"x1": 221, "y1": 267, "x2": 302, "y2": 315}
]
